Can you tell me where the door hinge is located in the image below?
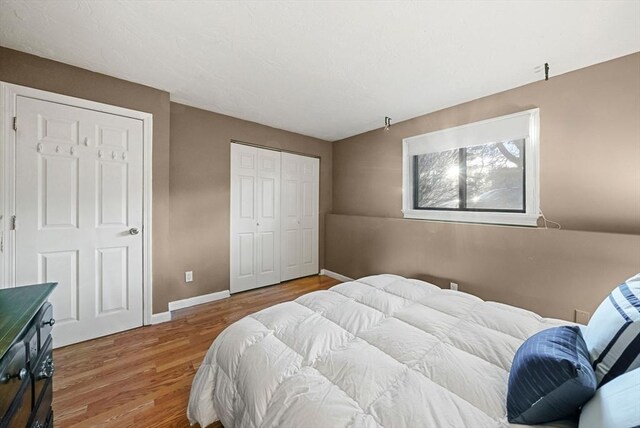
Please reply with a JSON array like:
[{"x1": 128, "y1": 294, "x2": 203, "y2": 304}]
[
  {"x1": 10, "y1": 215, "x2": 16, "y2": 231},
  {"x1": 12, "y1": 117, "x2": 17, "y2": 131}
]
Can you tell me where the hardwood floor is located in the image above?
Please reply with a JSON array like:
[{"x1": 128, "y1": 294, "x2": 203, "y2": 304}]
[{"x1": 52, "y1": 275, "x2": 341, "y2": 427}]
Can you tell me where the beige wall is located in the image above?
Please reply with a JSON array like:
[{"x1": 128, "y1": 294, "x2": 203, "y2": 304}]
[
  {"x1": 0, "y1": 48, "x2": 332, "y2": 313},
  {"x1": 329, "y1": 52, "x2": 640, "y2": 320},
  {"x1": 326, "y1": 214, "x2": 640, "y2": 320},
  {"x1": 0, "y1": 47, "x2": 173, "y2": 314},
  {"x1": 168, "y1": 103, "x2": 332, "y2": 305}
]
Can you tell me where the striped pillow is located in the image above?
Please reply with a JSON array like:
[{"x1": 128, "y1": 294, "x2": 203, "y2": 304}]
[
  {"x1": 507, "y1": 325, "x2": 597, "y2": 424},
  {"x1": 583, "y1": 274, "x2": 640, "y2": 386}
]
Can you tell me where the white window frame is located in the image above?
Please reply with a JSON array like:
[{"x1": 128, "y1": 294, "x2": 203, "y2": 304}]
[{"x1": 402, "y1": 108, "x2": 540, "y2": 226}]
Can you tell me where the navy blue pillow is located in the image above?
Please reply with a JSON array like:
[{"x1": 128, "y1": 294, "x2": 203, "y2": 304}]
[{"x1": 507, "y1": 326, "x2": 597, "y2": 424}]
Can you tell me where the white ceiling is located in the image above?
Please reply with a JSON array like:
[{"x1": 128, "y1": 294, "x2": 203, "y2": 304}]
[{"x1": 1, "y1": 1, "x2": 639, "y2": 141}]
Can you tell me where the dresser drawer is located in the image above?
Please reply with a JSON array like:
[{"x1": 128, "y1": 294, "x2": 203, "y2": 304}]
[
  {"x1": 0, "y1": 375, "x2": 31, "y2": 428},
  {"x1": 28, "y1": 377, "x2": 51, "y2": 428},
  {"x1": 32, "y1": 336, "x2": 53, "y2": 404},
  {"x1": 0, "y1": 341, "x2": 28, "y2": 418}
]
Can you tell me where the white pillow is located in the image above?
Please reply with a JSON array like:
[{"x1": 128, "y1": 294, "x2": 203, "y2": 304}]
[
  {"x1": 579, "y1": 367, "x2": 640, "y2": 428},
  {"x1": 583, "y1": 273, "x2": 640, "y2": 385}
]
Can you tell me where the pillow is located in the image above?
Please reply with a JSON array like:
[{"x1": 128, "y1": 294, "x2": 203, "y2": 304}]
[
  {"x1": 579, "y1": 367, "x2": 640, "y2": 428},
  {"x1": 507, "y1": 326, "x2": 597, "y2": 424},
  {"x1": 583, "y1": 273, "x2": 640, "y2": 386}
]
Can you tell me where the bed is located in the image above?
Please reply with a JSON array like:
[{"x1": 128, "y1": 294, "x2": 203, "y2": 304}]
[{"x1": 187, "y1": 274, "x2": 576, "y2": 428}]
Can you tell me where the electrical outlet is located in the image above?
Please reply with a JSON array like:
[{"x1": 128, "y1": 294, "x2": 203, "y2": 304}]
[
  {"x1": 185, "y1": 271, "x2": 193, "y2": 283},
  {"x1": 450, "y1": 282, "x2": 458, "y2": 291},
  {"x1": 575, "y1": 309, "x2": 590, "y2": 325}
]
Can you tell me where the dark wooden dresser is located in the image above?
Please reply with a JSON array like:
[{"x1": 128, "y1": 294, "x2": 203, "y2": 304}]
[{"x1": 0, "y1": 283, "x2": 57, "y2": 428}]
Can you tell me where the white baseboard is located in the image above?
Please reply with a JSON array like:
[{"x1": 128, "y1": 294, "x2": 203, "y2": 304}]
[
  {"x1": 150, "y1": 311, "x2": 171, "y2": 325},
  {"x1": 320, "y1": 269, "x2": 354, "y2": 282},
  {"x1": 168, "y1": 290, "x2": 230, "y2": 312}
]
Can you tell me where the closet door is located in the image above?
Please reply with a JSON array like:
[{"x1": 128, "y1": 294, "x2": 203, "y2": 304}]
[
  {"x1": 255, "y1": 148, "x2": 281, "y2": 287},
  {"x1": 230, "y1": 144, "x2": 280, "y2": 293},
  {"x1": 281, "y1": 153, "x2": 319, "y2": 281}
]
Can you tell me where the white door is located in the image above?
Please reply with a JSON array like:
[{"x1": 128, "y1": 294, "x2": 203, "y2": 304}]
[
  {"x1": 15, "y1": 96, "x2": 144, "y2": 348},
  {"x1": 230, "y1": 143, "x2": 280, "y2": 293},
  {"x1": 281, "y1": 152, "x2": 319, "y2": 281}
]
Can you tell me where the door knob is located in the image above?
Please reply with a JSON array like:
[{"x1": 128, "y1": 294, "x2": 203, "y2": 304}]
[{"x1": 129, "y1": 228, "x2": 140, "y2": 235}]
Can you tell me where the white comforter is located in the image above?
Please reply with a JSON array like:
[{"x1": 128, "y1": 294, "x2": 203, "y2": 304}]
[{"x1": 188, "y1": 274, "x2": 576, "y2": 428}]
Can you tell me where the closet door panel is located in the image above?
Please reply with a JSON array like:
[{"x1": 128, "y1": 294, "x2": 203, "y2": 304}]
[
  {"x1": 284, "y1": 229, "x2": 299, "y2": 270},
  {"x1": 281, "y1": 153, "x2": 319, "y2": 281},
  {"x1": 230, "y1": 144, "x2": 259, "y2": 292},
  {"x1": 280, "y1": 153, "x2": 301, "y2": 281},
  {"x1": 255, "y1": 149, "x2": 281, "y2": 287},
  {"x1": 299, "y1": 156, "x2": 319, "y2": 277}
]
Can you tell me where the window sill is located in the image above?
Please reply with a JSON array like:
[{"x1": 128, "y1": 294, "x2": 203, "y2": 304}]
[{"x1": 402, "y1": 209, "x2": 539, "y2": 227}]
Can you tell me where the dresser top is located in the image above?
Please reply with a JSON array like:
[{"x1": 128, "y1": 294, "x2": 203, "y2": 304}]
[{"x1": 0, "y1": 283, "x2": 57, "y2": 359}]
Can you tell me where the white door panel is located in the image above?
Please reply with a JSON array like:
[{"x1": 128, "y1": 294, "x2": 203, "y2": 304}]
[
  {"x1": 280, "y1": 152, "x2": 319, "y2": 281},
  {"x1": 15, "y1": 96, "x2": 144, "y2": 348},
  {"x1": 231, "y1": 144, "x2": 281, "y2": 292},
  {"x1": 238, "y1": 233, "x2": 254, "y2": 277},
  {"x1": 302, "y1": 229, "x2": 314, "y2": 265},
  {"x1": 256, "y1": 149, "x2": 280, "y2": 286},
  {"x1": 38, "y1": 250, "x2": 78, "y2": 324},
  {"x1": 231, "y1": 145, "x2": 258, "y2": 292}
]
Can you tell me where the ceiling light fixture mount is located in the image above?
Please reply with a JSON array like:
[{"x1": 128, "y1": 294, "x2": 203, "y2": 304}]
[{"x1": 545, "y1": 62, "x2": 550, "y2": 81}]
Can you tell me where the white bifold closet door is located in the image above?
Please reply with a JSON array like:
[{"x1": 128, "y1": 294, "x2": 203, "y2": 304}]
[
  {"x1": 230, "y1": 144, "x2": 281, "y2": 293},
  {"x1": 281, "y1": 152, "x2": 319, "y2": 281},
  {"x1": 230, "y1": 144, "x2": 319, "y2": 293}
]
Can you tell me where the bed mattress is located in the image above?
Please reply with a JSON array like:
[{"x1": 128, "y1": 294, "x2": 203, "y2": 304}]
[{"x1": 187, "y1": 274, "x2": 576, "y2": 428}]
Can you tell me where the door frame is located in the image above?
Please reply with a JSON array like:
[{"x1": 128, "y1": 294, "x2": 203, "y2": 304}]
[{"x1": 0, "y1": 82, "x2": 155, "y2": 326}]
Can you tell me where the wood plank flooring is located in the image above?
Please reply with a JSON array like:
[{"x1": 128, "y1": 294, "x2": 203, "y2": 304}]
[{"x1": 53, "y1": 275, "x2": 341, "y2": 428}]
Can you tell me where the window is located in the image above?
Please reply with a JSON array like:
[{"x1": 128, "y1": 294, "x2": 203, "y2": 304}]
[{"x1": 403, "y1": 109, "x2": 539, "y2": 226}]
